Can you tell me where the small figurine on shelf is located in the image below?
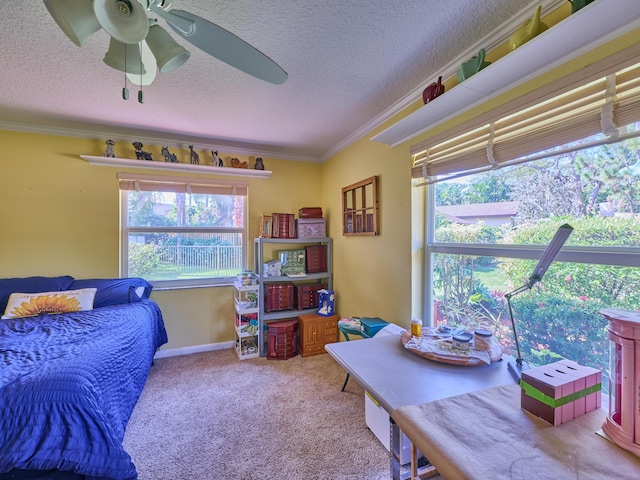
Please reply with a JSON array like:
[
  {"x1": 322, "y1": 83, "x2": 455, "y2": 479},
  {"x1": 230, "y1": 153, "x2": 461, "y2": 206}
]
[
  {"x1": 132, "y1": 142, "x2": 153, "y2": 161},
  {"x1": 569, "y1": 0, "x2": 595, "y2": 13},
  {"x1": 211, "y1": 150, "x2": 223, "y2": 167},
  {"x1": 254, "y1": 157, "x2": 265, "y2": 170},
  {"x1": 456, "y1": 49, "x2": 491, "y2": 83},
  {"x1": 103, "y1": 139, "x2": 116, "y2": 158},
  {"x1": 231, "y1": 157, "x2": 248, "y2": 168},
  {"x1": 189, "y1": 145, "x2": 199, "y2": 164},
  {"x1": 422, "y1": 76, "x2": 445, "y2": 104},
  {"x1": 161, "y1": 146, "x2": 178, "y2": 163},
  {"x1": 508, "y1": 5, "x2": 548, "y2": 51}
]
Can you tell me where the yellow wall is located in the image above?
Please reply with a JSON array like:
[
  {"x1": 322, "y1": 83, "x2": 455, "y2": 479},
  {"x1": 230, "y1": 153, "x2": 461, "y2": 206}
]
[
  {"x1": 321, "y1": 135, "x2": 413, "y2": 324},
  {"x1": 0, "y1": 131, "x2": 322, "y2": 350}
]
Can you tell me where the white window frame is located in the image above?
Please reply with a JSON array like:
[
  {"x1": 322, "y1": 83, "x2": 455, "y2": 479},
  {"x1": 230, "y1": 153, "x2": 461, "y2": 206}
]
[
  {"x1": 421, "y1": 170, "x2": 640, "y2": 326},
  {"x1": 119, "y1": 173, "x2": 249, "y2": 289}
]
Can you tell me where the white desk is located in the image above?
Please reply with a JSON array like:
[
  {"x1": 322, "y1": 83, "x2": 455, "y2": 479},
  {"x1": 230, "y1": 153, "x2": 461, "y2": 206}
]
[{"x1": 325, "y1": 334, "x2": 515, "y2": 479}]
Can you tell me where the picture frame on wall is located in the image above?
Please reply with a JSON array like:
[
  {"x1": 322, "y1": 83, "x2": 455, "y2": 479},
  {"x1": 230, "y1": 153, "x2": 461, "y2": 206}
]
[
  {"x1": 260, "y1": 215, "x2": 273, "y2": 238},
  {"x1": 342, "y1": 176, "x2": 379, "y2": 236}
]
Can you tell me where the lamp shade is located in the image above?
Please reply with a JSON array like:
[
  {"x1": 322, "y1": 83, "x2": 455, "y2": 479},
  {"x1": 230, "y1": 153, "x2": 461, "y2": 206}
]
[
  {"x1": 94, "y1": 0, "x2": 149, "y2": 44},
  {"x1": 145, "y1": 24, "x2": 190, "y2": 73},
  {"x1": 103, "y1": 37, "x2": 146, "y2": 75},
  {"x1": 43, "y1": 0, "x2": 102, "y2": 46}
]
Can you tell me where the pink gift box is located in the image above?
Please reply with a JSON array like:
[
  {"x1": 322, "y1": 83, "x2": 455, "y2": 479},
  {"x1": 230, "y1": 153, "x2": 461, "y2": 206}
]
[
  {"x1": 521, "y1": 361, "x2": 602, "y2": 426},
  {"x1": 557, "y1": 359, "x2": 602, "y2": 412}
]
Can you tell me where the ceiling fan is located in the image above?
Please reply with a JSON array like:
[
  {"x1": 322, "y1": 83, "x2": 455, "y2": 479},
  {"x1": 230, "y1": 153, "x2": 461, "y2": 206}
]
[{"x1": 43, "y1": 0, "x2": 288, "y2": 100}]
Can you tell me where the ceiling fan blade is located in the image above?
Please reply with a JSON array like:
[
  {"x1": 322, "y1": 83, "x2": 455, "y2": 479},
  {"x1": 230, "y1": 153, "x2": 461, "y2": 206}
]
[
  {"x1": 147, "y1": 3, "x2": 195, "y2": 36},
  {"x1": 165, "y1": 10, "x2": 288, "y2": 85}
]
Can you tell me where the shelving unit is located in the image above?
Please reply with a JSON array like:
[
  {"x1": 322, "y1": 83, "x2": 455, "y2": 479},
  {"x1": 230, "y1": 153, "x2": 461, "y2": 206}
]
[
  {"x1": 254, "y1": 237, "x2": 332, "y2": 356},
  {"x1": 233, "y1": 281, "x2": 260, "y2": 360}
]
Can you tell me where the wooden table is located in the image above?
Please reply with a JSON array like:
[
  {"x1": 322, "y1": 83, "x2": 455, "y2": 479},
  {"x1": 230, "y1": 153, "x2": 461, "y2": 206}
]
[{"x1": 393, "y1": 383, "x2": 640, "y2": 479}]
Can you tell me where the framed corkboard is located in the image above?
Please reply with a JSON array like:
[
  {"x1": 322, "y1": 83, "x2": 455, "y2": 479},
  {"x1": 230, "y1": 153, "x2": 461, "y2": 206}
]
[{"x1": 342, "y1": 176, "x2": 379, "y2": 236}]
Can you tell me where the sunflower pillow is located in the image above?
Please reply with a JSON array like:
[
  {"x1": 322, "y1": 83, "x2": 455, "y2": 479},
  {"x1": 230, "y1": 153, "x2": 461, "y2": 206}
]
[{"x1": 1, "y1": 288, "x2": 97, "y2": 319}]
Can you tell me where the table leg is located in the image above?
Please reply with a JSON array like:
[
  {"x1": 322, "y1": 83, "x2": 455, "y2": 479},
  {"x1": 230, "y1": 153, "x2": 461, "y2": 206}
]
[
  {"x1": 411, "y1": 442, "x2": 439, "y2": 479},
  {"x1": 341, "y1": 372, "x2": 351, "y2": 391}
]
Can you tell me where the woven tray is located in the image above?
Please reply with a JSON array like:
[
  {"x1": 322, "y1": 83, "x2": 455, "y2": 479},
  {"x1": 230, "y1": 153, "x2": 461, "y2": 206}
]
[{"x1": 401, "y1": 331, "x2": 502, "y2": 366}]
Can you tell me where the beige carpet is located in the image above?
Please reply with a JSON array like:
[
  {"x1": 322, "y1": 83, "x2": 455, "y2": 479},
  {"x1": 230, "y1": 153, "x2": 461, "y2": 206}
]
[{"x1": 123, "y1": 348, "x2": 396, "y2": 479}]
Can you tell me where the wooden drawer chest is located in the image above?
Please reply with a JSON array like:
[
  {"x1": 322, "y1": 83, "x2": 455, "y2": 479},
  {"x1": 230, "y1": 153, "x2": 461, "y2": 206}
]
[
  {"x1": 298, "y1": 313, "x2": 339, "y2": 357},
  {"x1": 294, "y1": 283, "x2": 323, "y2": 309},
  {"x1": 264, "y1": 282, "x2": 295, "y2": 312},
  {"x1": 267, "y1": 319, "x2": 299, "y2": 360},
  {"x1": 305, "y1": 245, "x2": 327, "y2": 273}
]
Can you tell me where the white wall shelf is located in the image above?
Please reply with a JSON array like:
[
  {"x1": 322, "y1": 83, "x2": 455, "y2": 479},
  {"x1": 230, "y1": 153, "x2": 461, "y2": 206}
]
[
  {"x1": 80, "y1": 155, "x2": 272, "y2": 178},
  {"x1": 372, "y1": 0, "x2": 640, "y2": 147}
]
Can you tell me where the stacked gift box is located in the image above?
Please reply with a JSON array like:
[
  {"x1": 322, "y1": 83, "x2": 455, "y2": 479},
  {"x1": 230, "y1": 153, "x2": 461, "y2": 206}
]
[
  {"x1": 263, "y1": 208, "x2": 326, "y2": 240},
  {"x1": 263, "y1": 259, "x2": 282, "y2": 277},
  {"x1": 318, "y1": 289, "x2": 335, "y2": 317},
  {"x1": 297, "y1": 207, "x2": 326, "y2": 239},
  {"x1": 520, "y1": 359, "x2": 601, "y2": 426},
  {"x1": 279, "y1": 249, "x2": 306, "y2": 275},
  {"x1": 271, "y1": 213, "x2": 297, "y2": 239}
]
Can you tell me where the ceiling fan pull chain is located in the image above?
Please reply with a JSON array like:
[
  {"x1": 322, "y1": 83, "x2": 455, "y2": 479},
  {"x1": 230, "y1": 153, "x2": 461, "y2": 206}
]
[
  {"x1": 138, "y1": 47, "x2": 144, "y2": 104},
  {"x1": 122, "y1": 43, "x2": 129, "y2": 100}
]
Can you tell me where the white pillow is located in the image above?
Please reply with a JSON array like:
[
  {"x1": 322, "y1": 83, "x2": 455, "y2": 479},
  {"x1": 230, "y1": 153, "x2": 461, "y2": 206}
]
[{"x1": 2, "y1": 288, "x2": 97, "y2": 319}]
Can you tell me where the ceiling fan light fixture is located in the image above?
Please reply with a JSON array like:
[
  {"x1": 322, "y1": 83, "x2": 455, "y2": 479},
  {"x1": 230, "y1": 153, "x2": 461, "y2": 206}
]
[
  {"x1": 126, "y1": 40, "x2": 157, "y2": 86},
  {"x1": 94, "y1": 0, "x2": 149, "y2": 44},
  {"x1": 43, "y1": 0, "x2": 102, "y2": 46},
  {"x1": 103, "y1": 37, "x2": 146, "y2": 75},
  {"x1": 145, "y1": 24, "x2": 190, "y2": 73}
]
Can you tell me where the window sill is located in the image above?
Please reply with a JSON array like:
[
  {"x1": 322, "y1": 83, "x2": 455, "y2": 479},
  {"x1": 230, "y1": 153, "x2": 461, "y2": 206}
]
[
  {"x1": 152, "y1": 282, "x2": 235, "y2": 291},
  {"x1": 81, "y1": 155, "x2": 272, "y2": 178}
]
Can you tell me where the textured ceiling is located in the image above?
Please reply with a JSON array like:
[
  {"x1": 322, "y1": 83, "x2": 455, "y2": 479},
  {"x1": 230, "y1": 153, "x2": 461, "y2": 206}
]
[{"x1": 0, "y1": 0, "x2": 536, "y2": 161}]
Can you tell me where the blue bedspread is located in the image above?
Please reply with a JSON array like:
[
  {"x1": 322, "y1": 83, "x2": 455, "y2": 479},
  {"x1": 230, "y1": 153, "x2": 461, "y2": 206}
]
[{"x1": 0, "y1": 300, "x2": 168, "y2": 480}]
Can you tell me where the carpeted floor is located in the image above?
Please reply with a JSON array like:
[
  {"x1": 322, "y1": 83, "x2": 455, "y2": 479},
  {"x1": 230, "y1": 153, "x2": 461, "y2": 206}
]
[{"x1": 123, "y1": 348, "x2": 396, "y2": 479}]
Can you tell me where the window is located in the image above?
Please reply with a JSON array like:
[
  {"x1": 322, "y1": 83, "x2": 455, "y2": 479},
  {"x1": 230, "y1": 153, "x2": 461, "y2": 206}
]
[
  {"x1": 424, "y1": 128, "x2": 640, "y2": 382},
  {"x1": 414, "y1": 51, "x2": 640, "y2": 382},
  {"x1": 119, "y1": 173, "x2": 248, "y2": 288}
]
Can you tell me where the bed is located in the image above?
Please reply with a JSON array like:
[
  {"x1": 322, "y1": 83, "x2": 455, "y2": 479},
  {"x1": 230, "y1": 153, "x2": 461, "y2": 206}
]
[{"x1": 0, "y1": 276, "x2": 168, "y2": 480}]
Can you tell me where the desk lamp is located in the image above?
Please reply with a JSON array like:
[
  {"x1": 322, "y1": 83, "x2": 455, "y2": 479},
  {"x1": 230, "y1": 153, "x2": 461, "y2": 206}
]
[{"x1": 505, "y1": 224, "x2": 574, "y2": 381}]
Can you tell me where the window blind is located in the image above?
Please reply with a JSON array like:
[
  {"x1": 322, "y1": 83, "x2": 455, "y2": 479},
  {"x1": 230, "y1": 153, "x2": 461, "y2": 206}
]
[
  {"x1": 411, "y1": 46, "x2": 640, "y2": 184},
  {"x1": 117, "y1": 172, "x2": 248, "y2": 196}
]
